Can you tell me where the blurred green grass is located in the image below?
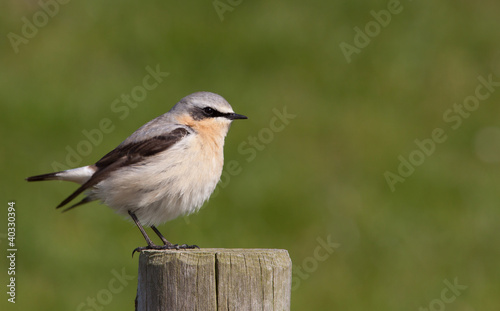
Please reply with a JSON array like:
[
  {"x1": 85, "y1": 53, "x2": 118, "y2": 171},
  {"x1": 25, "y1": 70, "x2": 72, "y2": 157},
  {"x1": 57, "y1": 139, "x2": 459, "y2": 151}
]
[{"x1": 2, "y1": 0, "x2": 500, "y2": 310}]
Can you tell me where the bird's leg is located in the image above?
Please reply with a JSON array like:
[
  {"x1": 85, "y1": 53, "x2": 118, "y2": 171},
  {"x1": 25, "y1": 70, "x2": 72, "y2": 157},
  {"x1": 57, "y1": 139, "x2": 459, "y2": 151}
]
[
  {"x1": 151, "y1": 225, "x2": 173, "y2": 246},
  {"x1": 128, "y1": 211, "x2": 199, "y2": 256},
  {"x1": 151, "y1": 225, "x2": 200, "y2": 250},
  {"x1": 128, "y1": 210, "x2": 157, "y2": 249}
]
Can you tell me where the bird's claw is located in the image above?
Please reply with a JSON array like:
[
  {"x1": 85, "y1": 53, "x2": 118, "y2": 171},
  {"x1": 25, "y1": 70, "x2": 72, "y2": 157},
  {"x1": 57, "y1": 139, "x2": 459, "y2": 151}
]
[
  {"x1": 176, "y1": 244, "x2": 200, "y2": 249},
  {"x1": 132, "y1": 243, "x2": 200, "y2": 257}
]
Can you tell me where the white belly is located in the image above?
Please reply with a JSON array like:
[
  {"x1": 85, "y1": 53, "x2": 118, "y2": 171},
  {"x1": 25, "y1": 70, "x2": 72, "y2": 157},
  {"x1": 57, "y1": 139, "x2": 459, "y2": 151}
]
[{"x1": 92, "y1": 135, "x2": 224, "y2": 226}]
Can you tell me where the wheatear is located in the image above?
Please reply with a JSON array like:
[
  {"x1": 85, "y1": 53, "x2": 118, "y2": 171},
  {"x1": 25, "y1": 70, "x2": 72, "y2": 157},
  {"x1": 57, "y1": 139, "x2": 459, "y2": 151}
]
[{"x1": 27, "y1": 91, "x2": 247, "y2": 254}]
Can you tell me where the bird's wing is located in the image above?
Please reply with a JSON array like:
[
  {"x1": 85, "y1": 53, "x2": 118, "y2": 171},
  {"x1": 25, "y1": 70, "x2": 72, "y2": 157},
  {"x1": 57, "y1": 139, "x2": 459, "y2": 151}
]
[{"x1": 57, "y1": 127, "x2": 191, "y2": 211}]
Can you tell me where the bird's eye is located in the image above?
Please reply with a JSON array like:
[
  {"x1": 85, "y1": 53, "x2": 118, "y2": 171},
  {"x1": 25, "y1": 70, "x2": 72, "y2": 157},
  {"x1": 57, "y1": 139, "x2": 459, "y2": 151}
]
[{"x1": 203, "y1": 107, "x2": 215, "y2": 115}]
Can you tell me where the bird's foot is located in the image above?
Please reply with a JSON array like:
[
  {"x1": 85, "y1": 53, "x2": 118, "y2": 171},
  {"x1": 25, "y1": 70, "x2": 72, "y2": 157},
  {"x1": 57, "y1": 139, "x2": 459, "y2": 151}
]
[{"x1": 132, "y1": 243, "x2": 199, "y2": 257}]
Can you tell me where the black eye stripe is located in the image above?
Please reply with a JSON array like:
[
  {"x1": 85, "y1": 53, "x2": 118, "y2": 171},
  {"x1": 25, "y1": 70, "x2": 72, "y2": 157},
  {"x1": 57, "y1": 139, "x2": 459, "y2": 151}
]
[
  {"x1": 203, "y1": 107, "x2": 216, "y2": 115},
  {"x1": 190, "y1": 106, "x2": 229, "y2": 120}
]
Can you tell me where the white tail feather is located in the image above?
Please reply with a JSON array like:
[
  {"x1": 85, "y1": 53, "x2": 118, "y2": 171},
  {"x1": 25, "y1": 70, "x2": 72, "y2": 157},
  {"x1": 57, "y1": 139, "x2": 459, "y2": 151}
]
[
  {"x1": 27, "y1": 166, "x2": 96, "y2": 185},
  {"x1": 56, "y1": 166, "x2": 96, "y2": 184}
]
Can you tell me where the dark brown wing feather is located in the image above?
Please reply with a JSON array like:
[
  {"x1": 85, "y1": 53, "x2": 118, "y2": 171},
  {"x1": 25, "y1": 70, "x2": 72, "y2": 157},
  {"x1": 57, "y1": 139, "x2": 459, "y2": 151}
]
[{"x1": 57, "y1": 127, "x2": 190, "y2": 209}]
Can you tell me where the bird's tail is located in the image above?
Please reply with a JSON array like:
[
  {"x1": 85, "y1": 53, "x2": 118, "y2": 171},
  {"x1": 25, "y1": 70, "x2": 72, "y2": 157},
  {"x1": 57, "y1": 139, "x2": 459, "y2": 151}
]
[
  {"x1": 27, "y1": 165, "x2": 98, "y2": 211},
  {"x1": 26, "y1": 172, "x2": 61, "y2": 182},
  {"x1": 26, "y1": 166, "x2": 96, "y2": 185}
]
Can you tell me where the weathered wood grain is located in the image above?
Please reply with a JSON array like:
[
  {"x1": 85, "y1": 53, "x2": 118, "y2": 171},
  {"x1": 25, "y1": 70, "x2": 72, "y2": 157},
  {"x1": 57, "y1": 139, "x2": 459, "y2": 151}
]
[{"x1": 136, "y1": 249, "x2": 292, "y2": 311}]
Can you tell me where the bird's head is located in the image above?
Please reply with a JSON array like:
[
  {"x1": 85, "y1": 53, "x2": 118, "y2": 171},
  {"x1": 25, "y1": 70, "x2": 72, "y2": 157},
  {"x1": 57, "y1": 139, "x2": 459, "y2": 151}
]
[{"x1": 172, "y1": 92, "x2": 247, "y2": 136}]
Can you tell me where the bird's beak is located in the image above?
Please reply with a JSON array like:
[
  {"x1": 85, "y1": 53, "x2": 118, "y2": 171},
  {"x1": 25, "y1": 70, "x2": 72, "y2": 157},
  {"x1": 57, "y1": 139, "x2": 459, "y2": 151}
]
[{"x1": 226, "y1": 113, "x2": 248, "y2": 120}]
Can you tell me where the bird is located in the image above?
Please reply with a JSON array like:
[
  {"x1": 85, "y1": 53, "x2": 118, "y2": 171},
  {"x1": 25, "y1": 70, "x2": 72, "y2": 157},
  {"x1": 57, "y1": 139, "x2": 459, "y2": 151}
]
[{"x1": 26, "y1": 91, "x2": 247, "y2": 254}]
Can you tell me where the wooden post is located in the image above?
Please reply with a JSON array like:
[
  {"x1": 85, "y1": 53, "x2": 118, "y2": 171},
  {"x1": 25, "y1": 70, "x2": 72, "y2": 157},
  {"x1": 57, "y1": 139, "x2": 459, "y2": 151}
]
[{"x1": 136, "y1": 249, "x2": 292, "y2": 311}]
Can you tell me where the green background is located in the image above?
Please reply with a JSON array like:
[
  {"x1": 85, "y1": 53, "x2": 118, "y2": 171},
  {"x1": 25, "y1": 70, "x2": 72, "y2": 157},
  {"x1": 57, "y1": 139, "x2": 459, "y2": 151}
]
[{"x1": 2, "y1": 0, "x2": 500, "y2": 310}]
